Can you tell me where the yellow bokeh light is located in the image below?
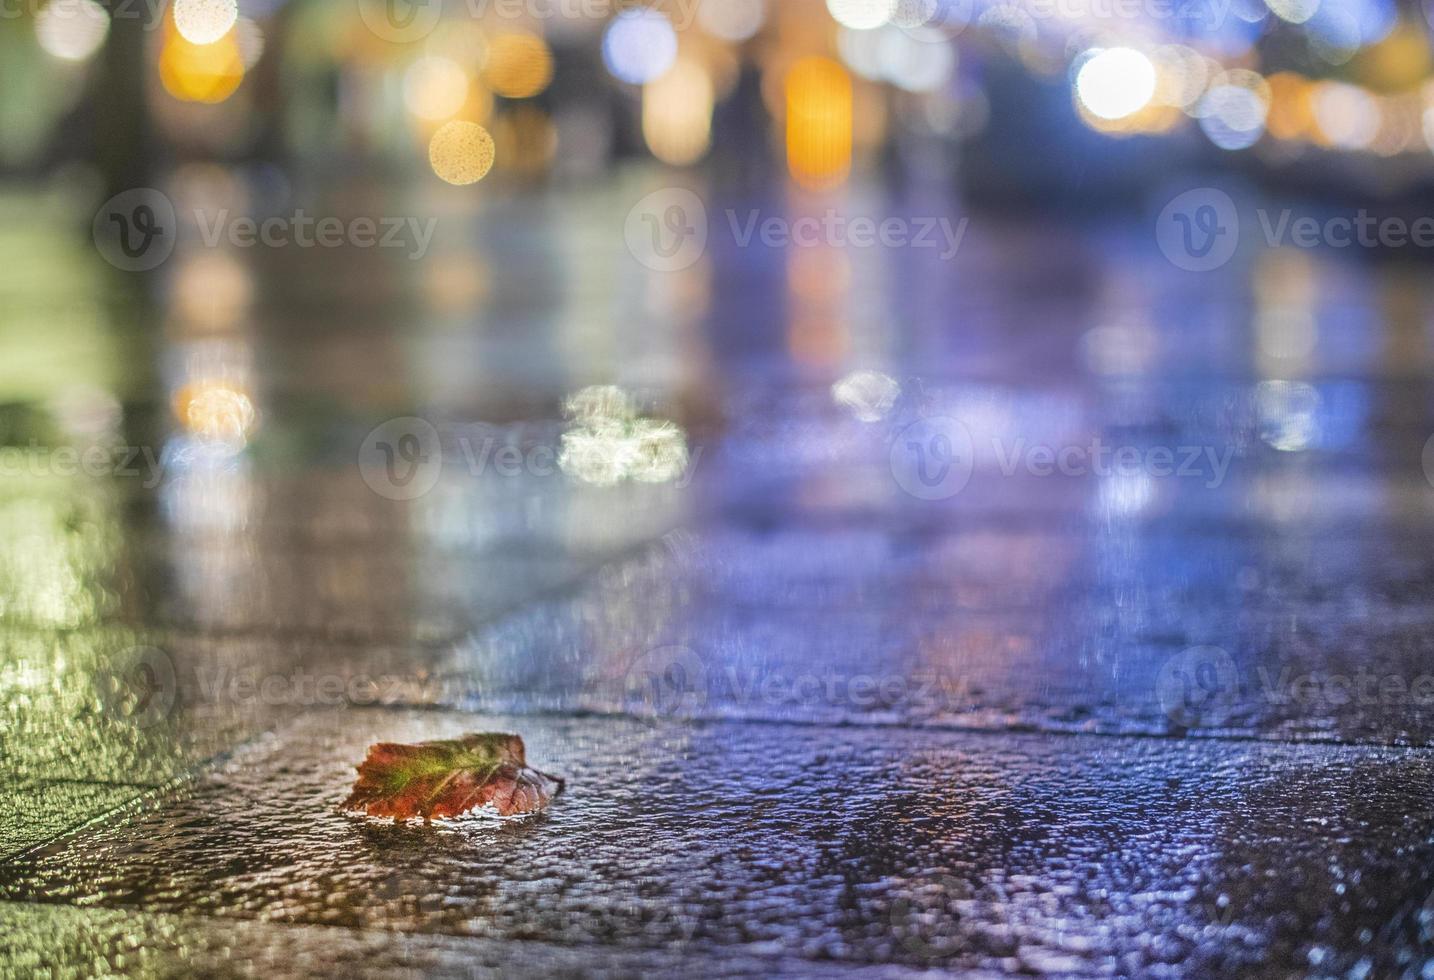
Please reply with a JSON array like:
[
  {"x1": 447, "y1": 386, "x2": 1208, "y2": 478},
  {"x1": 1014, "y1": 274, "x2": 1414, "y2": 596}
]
[
  {"x1": 785, "y1": 56, "x2": 853, "y2": 191},
  {"x1": 1264, "y1": 72, "x2": 1315, "y2": 142},
  {"x1": 643, "y1": 59, "x2": 714, "y2": 166},
  {"x1": 159, "y1": 25, "x2": 245, "y2": 104},
  {"x1": 1354, "y1": 25, "x2": 1434, "y2": 93},
  {"x1": 483, "y1": 33, "x2": 554, "y2": 99},
  {"x1": 173, "y1": 380, "x2": 256, "y2": 447},
  {"x1": 429, "y1": 120, "x2": 496, "y2": 185}
]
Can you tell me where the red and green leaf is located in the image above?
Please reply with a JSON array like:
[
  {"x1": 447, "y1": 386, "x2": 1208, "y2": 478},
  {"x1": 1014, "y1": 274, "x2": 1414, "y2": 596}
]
[{"x1": 341, "y1": 733, "x2": 564, "y2": 821}]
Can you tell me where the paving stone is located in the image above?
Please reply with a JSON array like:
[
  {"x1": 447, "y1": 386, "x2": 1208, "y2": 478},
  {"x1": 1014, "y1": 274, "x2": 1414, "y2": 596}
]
[
  {"x1": 0, "y1": 782, "x2": 147, "y2": 862},
  {"x1": 0, "y1": 901, "x2": 910, "y2": 979},
  {"x1": 3, "y1": 709, "x2": 1433, "y2": 977}
]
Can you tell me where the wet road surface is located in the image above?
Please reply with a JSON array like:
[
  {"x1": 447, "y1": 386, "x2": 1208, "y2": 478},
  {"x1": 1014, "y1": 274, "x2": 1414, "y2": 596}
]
[{"x1": 5, "y1": 175, "x2": 1434, "y2": 976}]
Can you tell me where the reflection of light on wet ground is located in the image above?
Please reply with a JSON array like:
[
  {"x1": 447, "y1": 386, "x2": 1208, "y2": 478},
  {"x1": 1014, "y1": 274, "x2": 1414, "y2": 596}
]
[
  {"x1": 173, "y1": 380, "x2": 257, "y2": 450},
  {"x1": 5, "y1": 175, "x2": 1434, "y2": 840},
  {"x1": 786, "y1": 57, "x2": 853, "y2": 190},
  {"x1": 1254, "y1": 251, "x2": 1318, "y2": 376},
  {"x1": 1256, "y1": 380, "x2": 1321, "y2": 453},
  {"x1": 558, "y1": 386, "x2": 690, "y2": 487},
  {"x1": 1095, "y1": 470, "x2": 1156, "y2": 518},
  {"x1": 831, "y1": 370, "x2": 900, "y2": 422},
  {"x1": 1082, "y1": 321, "x2": 1156, "y2": 377}
]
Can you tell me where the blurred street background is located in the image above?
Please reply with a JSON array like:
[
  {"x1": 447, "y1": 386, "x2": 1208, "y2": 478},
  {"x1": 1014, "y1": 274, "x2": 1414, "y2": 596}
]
[{"x1": 8, "y1": 0, "x2": 1434, "y2": 976}]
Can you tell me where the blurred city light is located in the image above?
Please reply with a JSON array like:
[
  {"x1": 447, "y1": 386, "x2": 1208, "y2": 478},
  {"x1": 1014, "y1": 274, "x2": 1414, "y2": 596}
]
[
  {"x1": 602, "y1": 8, "x2": 678, "y2": 85},
  {"x1": 1076, "y1": 48, "x2": 1158, "y2": 121},
  {"x1": 173, "y1": 0, "x2": 239, "y2": 46},
  {"x1": 34, "y1": 0, "x2": 109, "y2": 62}
]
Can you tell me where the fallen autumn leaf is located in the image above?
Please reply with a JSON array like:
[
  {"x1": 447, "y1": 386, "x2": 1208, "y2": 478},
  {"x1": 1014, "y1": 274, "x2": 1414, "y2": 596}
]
[{"x1": 341, "y1": 733, "x2": 564, "y2": 821}]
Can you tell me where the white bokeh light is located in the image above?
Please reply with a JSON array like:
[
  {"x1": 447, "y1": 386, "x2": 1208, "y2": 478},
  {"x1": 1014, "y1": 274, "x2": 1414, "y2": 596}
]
[
  {"x1": 1265, "y1": 0, "x2": 1320, "y2": 24},
  {"x1": 35, "y1": 0, "x2": 109, "y2": 61},
  {"x1": 1198, "y1": 84, "x2": 1268, "y2": 151},
  {"x1": 602, "y1": 8, "x2": 678, "y2": 85},
  {"x1": 699, "y1": 0, "x2": 767, "y2": 42},
  {"x1": 1075, "y1": 48, "x2": 1157, "y2": 121},
  {"x1": 827, "y1": 0, "x2": 897, "y2": 30},
  {"x1": 173, "y1": 0, "x2": 238, "y2": 45}
]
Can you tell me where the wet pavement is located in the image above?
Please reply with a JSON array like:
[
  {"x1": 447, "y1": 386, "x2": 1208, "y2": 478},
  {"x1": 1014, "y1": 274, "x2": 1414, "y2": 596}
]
[{"x1": 6, "y1": 174, "x2": 1434, "y2": 975}]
